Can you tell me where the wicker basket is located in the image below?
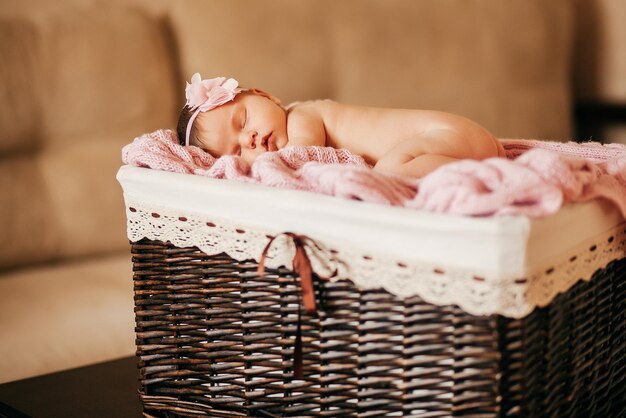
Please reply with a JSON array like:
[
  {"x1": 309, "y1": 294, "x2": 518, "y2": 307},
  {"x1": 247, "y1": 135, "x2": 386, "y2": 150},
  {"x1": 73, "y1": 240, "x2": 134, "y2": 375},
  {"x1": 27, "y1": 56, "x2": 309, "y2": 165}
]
[
  {"x1": 117, "y1": 164, "x2": 626, "y2": 417},
  {"x1": 131, "y1": 239, "x2": 626, "y2": 417}
]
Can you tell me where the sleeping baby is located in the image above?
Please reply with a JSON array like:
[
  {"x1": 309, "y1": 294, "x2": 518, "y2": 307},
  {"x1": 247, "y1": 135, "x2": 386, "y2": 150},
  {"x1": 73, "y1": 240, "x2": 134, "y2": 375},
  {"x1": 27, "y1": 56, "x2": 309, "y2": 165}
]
[{"x1": 177, "y1": 73, "x2": 505, "y2": 178}]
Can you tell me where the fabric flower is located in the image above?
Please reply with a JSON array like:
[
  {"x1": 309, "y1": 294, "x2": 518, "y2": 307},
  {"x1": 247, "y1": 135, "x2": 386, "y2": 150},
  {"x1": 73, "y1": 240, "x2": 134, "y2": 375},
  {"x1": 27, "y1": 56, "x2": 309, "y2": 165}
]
[{"x1": 185, "y1": 73, "x2": 241, "y2": 111}]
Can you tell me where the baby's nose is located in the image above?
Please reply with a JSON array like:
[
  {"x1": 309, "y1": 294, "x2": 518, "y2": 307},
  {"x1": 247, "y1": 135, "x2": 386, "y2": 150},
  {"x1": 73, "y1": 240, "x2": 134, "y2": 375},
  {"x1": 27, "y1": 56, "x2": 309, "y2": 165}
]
[{"x1": 239, "y1": 130, "x2": 258, "y2": 149}]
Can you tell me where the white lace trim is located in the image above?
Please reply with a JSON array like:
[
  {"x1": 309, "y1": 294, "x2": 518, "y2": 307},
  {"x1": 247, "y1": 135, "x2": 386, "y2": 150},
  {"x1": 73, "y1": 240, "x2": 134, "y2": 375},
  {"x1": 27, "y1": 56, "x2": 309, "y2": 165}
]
[{"x1": 125, "y1": 197, "x2": 626, "y2": 318}]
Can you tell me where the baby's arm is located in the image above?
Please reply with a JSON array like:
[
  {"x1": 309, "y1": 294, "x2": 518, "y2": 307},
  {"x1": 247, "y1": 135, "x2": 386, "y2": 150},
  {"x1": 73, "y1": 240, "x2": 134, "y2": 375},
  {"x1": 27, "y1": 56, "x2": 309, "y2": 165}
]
[{"x1": 373, "y1": 127, "x2": 500, "y2": 178}]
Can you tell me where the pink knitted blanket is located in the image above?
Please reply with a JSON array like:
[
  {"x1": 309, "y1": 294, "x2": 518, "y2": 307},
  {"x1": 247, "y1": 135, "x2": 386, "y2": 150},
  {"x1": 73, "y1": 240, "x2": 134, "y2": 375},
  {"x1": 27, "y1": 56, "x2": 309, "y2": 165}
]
[{"x1": 122, "y1": 129, "x2": 626, "y2": 218}]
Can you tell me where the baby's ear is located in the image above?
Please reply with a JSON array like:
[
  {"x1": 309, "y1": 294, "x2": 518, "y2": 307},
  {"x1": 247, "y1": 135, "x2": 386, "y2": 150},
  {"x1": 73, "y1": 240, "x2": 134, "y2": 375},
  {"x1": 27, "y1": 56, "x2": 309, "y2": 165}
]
[{"x1": 249, "y1": 88, "x2": 282, "y2": 107}]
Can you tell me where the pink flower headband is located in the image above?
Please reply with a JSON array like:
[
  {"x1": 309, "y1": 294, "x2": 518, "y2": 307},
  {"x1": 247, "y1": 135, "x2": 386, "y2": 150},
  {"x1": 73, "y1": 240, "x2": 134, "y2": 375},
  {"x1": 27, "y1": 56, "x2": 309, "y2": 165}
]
[{"x1": 183, "y1": 73, "x2": 245, "y2": 146}]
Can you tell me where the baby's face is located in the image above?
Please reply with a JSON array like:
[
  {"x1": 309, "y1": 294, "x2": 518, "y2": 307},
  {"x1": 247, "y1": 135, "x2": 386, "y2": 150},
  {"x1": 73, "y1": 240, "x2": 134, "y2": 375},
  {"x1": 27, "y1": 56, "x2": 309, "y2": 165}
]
[{"x1": 194, "y1": 92, "x2": 289, "y2": 164}]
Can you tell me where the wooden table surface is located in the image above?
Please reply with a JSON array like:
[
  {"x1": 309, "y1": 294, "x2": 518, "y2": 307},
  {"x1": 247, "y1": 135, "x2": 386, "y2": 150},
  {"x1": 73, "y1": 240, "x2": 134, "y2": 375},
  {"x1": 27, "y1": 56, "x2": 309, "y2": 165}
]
[{"x1": 0, "y1": 356, "x2": 142, "y2": 418}]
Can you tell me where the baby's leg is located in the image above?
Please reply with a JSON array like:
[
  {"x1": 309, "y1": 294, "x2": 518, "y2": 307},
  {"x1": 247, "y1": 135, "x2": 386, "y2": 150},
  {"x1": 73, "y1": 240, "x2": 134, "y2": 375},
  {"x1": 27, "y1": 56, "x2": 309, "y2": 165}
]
[
  {"x1": 382, "y1": 154, "x2": 462, "y2": 178},
  {"x1": 374, "y1": 128, "x2": 499, "y2": 178}
]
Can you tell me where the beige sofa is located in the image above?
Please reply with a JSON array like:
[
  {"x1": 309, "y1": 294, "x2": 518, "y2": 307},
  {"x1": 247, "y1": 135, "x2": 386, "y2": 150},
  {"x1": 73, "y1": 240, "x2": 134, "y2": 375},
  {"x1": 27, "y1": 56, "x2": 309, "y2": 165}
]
[{"x1": 1, "y1": 0, "x2": 624, "y2": 384}]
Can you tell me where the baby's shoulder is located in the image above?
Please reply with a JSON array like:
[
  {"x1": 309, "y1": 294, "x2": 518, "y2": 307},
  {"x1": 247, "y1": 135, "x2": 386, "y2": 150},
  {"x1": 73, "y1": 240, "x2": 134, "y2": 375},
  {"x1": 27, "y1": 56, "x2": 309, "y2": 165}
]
[
  {"x1": 286, "y1": 100, "x2": 342, "y2": 127},
  {"x1": 285, "y1": 100, "x2": 333, "y2": 146},
  {"x1": 286, "y1": 99, "x2": 337, "y2": 113}
]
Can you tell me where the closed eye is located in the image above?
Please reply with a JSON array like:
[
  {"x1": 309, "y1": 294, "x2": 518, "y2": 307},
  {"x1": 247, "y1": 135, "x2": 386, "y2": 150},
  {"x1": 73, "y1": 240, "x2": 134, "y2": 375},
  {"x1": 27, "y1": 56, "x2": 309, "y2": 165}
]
[{"x1": 240, "y1": 107, "x2": 247, "y2": 129}]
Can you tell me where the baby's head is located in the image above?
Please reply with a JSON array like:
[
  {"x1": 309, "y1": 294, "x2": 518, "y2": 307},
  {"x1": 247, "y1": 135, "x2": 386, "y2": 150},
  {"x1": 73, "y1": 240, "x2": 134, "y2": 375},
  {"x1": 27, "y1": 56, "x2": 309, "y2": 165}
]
[{"x1": 177, "y1": 73, "x2": 288, "y2": 164}]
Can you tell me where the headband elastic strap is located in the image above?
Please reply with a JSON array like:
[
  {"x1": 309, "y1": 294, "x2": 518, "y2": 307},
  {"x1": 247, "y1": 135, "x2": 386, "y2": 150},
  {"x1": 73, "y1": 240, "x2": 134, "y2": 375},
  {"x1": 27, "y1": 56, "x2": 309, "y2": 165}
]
[{"x1": 185, "y1": 107, "x2": 202, "y2": 146}]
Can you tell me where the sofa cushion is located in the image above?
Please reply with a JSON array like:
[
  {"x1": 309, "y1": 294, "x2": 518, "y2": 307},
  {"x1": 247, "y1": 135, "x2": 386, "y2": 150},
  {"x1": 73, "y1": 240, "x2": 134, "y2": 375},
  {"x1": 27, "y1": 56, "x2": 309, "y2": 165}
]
[
  {"x1": 329, "y1": 0, "x2": 573, "y2": 140},
  {"x1": 170, "y1": 0, "x2": 573, "y2": 140},
  {"x1": 0, "y1": 16, "x2": 42, "y2": 155},
  {"x1": 0, "y1": 5, "x2": 178, "y2": 270},
  {"x1": 35, "y1": 7, "x2": 178, "y2": 146},
  {"x1": 169, "y1": 0, "x2": 332, "y2": 105},
  {"x1": 0, "y1": 252, "x2": 134, "y2": 384}
]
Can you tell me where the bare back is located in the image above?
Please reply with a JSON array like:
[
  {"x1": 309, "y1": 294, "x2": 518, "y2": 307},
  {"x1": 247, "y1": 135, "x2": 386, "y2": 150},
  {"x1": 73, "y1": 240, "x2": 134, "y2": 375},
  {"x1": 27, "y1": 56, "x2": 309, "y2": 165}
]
[{"x1": 287, "y1": 100, "x2": 504, "y2": 167}]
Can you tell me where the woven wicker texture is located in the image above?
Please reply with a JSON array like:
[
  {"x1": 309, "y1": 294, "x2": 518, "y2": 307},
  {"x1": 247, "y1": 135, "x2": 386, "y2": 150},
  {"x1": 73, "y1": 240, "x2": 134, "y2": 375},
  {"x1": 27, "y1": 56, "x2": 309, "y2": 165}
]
[{"x1": 131, "y1": 239, "x2": 625, "y2": 417}]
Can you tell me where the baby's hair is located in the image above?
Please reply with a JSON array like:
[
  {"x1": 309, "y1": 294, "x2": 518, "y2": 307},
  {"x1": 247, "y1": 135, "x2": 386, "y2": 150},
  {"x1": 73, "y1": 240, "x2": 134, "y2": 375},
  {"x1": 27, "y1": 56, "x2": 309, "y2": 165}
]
[{"x1": 177, "y1": 105, "x2": 196, "y2": 146}]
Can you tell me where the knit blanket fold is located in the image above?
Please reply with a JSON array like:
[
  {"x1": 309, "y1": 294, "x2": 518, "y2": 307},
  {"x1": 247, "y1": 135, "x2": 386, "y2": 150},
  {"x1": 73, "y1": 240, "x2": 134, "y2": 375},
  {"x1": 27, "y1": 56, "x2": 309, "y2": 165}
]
[{"x1": 121, "y1": 129, "x2": 626, "y2": 218}]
